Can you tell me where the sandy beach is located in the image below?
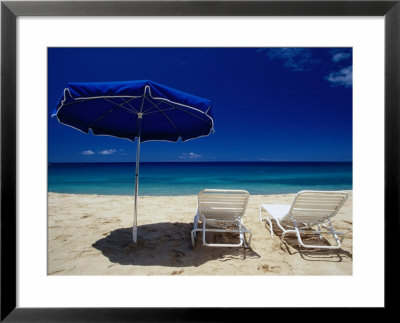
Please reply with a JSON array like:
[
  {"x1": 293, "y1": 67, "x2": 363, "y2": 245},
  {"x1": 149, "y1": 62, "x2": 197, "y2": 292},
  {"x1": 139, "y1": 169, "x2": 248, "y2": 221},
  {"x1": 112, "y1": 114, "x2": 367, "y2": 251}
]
[{"x1": 48, "y1": 191, "x2": 352, "y2": 275}]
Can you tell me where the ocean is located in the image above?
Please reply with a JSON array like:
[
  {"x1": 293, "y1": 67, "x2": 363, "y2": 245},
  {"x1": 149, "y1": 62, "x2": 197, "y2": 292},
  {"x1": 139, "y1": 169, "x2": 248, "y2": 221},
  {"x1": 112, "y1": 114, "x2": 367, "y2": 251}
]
[{"x1": 48, "y1": 162, "x2": 352, "y2": 196}]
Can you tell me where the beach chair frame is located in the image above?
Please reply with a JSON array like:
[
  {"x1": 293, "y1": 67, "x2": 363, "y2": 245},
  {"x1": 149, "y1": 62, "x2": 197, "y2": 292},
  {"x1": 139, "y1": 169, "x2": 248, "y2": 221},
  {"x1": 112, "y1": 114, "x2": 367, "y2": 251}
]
[
  {"x1": 259, "y1": 190, "x2": 348, "y2": 250},
  {"x1": 191, "y1": 189, "x2": 252, "y2": 248}
]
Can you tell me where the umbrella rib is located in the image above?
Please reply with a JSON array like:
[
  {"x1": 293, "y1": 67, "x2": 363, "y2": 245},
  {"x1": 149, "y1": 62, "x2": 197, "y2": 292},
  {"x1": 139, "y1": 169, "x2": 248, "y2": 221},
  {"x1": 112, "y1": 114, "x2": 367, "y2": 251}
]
[
  {"x1": 146, "y1": 100, "x2": 181, "y2": 137},
  {"x1": 142, "y1": 99, "x2": 166, "y2": 114},
  {"x1": 144, "y1": 107, "x2": 176, "y2": 115},
  {"x1": 142, "y1": 86, "x2": 212, "y2": 127},
  {"x1": 63, "y1": 97, "x2": 137, "y2": 113},
  {"x1": 88, "y1": 104, "x2": 122, "y2": 128},
  {"x1": 88, "y1": 97, "x2": 138, "y2": 129},
  {"x1": 154, "y1": 99, "x2": 212, "y2": 126},
  {"x1": 143, "y1": 96, "x2": 175, "y2": 115},
  {"x1": 142, "y1": 96, "x2": 211, "y2": 127},
  {"x1": 104, "y1": 98, "x2": 138, "y2": 114},
  {"x1": 62, "y1": 100, "x2": 89, "y2": 107},
  {"x1": 119, "y1": 97, "x2": 140, "y2": 113}
]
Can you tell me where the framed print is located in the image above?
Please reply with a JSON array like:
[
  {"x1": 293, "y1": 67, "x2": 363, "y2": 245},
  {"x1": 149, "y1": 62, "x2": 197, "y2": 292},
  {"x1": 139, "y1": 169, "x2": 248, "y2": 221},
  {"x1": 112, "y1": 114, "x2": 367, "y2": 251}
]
[{"x1": 1, "y1": 0, "x2": 398, "y2": 320}]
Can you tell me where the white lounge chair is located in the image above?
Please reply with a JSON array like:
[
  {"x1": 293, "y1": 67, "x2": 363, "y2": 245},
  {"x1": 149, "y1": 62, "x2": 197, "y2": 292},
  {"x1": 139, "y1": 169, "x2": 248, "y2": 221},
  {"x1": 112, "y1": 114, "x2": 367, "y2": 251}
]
[
  {"x1": 191, "y1": 189, "x2": 252, "y2": 248},
  {"x1": 259, "y1": 190, "x2": 348, "y2": 249}
]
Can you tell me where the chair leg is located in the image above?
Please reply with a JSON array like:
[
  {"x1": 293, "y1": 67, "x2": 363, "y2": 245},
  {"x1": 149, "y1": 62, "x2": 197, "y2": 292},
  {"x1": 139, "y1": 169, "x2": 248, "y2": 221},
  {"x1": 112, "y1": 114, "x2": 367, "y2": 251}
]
[
  {"x1": 280, "y1": 221, "x2": 345, "y2": 250},
  {"x1": 267, "y1": 218, "x2": 274, "y2": 237},
  {"x1": 239, "y1": 219, "x2": 252, "y2": 248},
  {"x1": 327, "y1": 220, "x2": 344, "y2": 246},
  {"x1": 246, "y1": 230, "x2": 252, "y2": 248},
  {"x1": 280, "y1": 229, "x2": 295, "y2": 249},
  {"x1": 260, "y1": 207, "x2": 275, "y2": 237},
  {"x1": 239, "y1": 227, "x2": 245, "y2": 247},
  {"x1": 259, "y1": 206, "x2": 263, "y2": 223},
  {"x1": 317, "y1": 224, "x2": 323, "y2": 239},
  {"x1": 294, "y1": 226, "x2": 343, "y2": 249},
  {"x1": 192, "y1": 216, "x2": 252, "y2": 248},
  {"x1": 202, "y1": 218, "x2": 207, "y2": 246}
]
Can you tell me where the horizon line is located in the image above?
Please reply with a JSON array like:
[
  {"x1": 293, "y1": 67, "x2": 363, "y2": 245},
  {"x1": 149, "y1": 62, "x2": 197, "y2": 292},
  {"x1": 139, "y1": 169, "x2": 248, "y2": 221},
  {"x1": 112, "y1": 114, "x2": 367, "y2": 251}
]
[{"x1": 48, "y1": 160, "x2": 353, "y2": 164}]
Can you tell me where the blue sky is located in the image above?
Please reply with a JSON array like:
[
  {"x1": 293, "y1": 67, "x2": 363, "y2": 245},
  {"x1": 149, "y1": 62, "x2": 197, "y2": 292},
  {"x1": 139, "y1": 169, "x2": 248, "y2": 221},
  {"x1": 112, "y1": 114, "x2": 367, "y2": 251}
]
[{"x1": 48, "y1": 47, "x2": 352, "y2": 162}]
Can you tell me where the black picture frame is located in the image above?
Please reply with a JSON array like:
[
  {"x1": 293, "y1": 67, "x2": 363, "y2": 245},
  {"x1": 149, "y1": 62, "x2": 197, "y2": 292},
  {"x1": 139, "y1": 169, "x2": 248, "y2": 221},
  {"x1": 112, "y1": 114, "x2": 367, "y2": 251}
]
[{"x1": 1, "y1": 0, "x2": 398, "y2": 321}]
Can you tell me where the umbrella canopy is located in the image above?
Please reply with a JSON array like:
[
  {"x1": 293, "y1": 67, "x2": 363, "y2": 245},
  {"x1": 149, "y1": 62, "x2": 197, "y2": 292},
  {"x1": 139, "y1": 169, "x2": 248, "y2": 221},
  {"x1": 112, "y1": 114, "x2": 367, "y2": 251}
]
[
  {"x1": 52, "y1": 80, "x2": 214, "y2": 242},
  {"x1": 52, "y1": 80, "x2": 214, "y2": 141}
]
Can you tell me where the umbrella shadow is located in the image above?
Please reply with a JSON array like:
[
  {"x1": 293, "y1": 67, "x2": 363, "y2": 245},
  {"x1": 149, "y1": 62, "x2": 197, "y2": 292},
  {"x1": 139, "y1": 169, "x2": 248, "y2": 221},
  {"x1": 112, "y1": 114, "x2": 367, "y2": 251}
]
[{"x1": 92, "y1": 222, "x2": 260, "y2": 267}]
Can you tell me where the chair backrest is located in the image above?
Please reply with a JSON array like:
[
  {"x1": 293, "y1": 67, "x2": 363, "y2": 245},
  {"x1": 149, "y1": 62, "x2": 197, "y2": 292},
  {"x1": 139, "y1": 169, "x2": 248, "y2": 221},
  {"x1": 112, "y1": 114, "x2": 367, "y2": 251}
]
[
  {"x1": 288, "y1": 190, "x2": 348, "y2": 224},
  {"x1": 198, "y1": 189, "x2": 250, "y2": 221}
]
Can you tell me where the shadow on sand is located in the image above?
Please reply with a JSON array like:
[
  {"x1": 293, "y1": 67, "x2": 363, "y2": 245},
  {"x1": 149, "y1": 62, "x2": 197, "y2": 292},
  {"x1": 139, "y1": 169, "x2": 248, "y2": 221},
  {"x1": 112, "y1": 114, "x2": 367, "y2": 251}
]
[
  {"x1": 263, "y1": 223, "x2": 353, "y2": 262},
  {"x1": 278, "y1": 231, "x2": 353, "y2": 262},
  {"x1": 92, "y1": 222, "x2": 260, "y2": 267}
]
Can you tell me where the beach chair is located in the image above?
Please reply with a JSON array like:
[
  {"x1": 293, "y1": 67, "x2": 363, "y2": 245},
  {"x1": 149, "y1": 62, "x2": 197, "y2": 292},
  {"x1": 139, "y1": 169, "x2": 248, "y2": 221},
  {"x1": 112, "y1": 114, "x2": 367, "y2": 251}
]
[
  {"x1": 259, "y1": 190, "x2": 348, "y2": 249},
  {"x1": 191, "y1": 189, "x2": 252, "y2": 248}
]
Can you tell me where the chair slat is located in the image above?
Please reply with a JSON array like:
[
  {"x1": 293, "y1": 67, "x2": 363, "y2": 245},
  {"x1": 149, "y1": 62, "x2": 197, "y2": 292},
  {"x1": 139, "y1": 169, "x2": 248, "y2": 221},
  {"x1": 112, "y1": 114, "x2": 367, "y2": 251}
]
[
  {"x1": 199, "y1": 194, "x2": 248, "y2": 200},
  {"x1": 296, "y1": 196, "x2": 343, "y2": 202},
  {"x1": 199, "y1": 198, "x2": 247, "y2": 203},
  {"x1": 200, "y1": 201, "x2": 247, "y2": 206},
  {"x1": 201, "y1": 208, "x2": 245, "y2": 213},
  {"x1": 199, "y1": 190, "x2": 249, "y2": 221},
  {"x1": 294, "y1": 203, "x2": 339, "y2": 210}
]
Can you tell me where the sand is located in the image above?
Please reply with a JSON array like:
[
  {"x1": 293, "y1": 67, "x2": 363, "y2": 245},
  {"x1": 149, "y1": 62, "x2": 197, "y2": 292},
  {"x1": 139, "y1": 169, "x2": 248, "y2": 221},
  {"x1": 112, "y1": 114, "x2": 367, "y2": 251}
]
[{"x1": 48, "y1": 191, "x2": 352, "y2": 275}]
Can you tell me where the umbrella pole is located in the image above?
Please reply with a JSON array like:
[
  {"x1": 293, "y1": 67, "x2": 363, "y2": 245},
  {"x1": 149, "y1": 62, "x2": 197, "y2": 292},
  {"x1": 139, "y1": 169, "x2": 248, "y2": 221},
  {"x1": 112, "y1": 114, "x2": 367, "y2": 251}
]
[{"x1": 133, "y1": 113, "x2": 143, "y2": 243}]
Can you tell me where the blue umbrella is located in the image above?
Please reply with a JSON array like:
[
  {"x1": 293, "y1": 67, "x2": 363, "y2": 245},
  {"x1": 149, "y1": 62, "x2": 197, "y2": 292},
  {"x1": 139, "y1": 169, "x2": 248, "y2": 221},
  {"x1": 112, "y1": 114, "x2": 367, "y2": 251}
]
[{"x1": 52, "y1": 80, "x2": 214, "y2": 243}]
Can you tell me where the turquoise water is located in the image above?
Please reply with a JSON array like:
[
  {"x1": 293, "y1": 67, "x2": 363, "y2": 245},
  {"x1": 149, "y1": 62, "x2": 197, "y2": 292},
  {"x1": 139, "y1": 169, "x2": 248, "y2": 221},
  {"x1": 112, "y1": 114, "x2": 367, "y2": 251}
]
[{"x1": 48, "y1": 162, "x2": 352, "y2": 196}]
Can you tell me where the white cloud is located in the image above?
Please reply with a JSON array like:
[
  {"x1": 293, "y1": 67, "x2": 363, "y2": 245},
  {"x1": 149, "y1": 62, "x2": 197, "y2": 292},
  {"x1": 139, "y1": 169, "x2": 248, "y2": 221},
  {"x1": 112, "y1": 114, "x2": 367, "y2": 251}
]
[
  {"x1": 332, "y1": 52, "x2": 351, "y2": 63},
  {"x1": 98, "y1": 149, "x2": 117, "y2": 155},
  {"x1": 264, "y1": 48, "x2": 318, "y2": 72},
  {"x1": 325, "y1": 66, "x2": 352, "y2": 88},
  {"x1": 81, "y1": 150, "x2": 95, "y2": 156},
  {"x1": 179, "y1": 152, "x2": 202, "y2": 160}
]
